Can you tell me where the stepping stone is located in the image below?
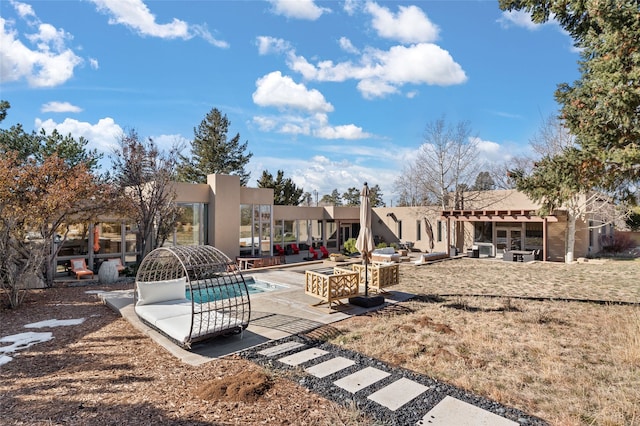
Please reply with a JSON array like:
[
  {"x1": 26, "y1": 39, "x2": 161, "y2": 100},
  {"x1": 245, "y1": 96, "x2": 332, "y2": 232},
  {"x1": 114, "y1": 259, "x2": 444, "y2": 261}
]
[
  {"x1": 367, "y1": 377, "x2": 430, "y2": 411},
  {"x1": 306, "y1": 356, "x2": 355, "y2": 378},
  {"x1": 417, "y1": 396, "x2": 518, "y2": 426},
  {"x1": 278, "y1": 348, "x2": 328, "y2": 366},
  {"x1": 258, "y1": 341, "x2": 306, "y2": 357},
  {"x1": 334, "y1": 366, "x2": 390, "y2": 393}
]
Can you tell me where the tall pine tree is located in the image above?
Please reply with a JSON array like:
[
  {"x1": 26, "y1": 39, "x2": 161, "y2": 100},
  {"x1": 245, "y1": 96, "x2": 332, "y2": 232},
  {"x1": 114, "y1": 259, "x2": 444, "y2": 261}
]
[{"x1": 177, "y1": 108, "x2": 252, "y2": 185}]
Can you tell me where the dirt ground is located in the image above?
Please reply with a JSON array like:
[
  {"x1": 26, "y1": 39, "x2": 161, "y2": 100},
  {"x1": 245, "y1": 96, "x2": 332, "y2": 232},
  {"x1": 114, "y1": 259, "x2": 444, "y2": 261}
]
[{"x1": 1, "y1": 257, "x2": 639, "y2": 425}]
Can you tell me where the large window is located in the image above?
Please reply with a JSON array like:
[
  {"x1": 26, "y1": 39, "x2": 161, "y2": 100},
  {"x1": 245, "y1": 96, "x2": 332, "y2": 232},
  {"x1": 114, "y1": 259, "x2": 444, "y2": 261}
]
[
  {"x1": 473, "y1": 222, "x2": 493, "y2": 243},
  {"x1": 525, "y1": 223, "x2": 543, "y2": 250},
  {"x1": 175, "y1": 203, "x2": 205, "y2": 246},
  {"x1": 325, "y1": 220, "x2": 337, "y2": 248},
  {"x1": 239, "y1": 204, "x2": 272, "y2": 256},
  {"x1": 98, "y1": 221, "x2": 122, "y2": 254}
]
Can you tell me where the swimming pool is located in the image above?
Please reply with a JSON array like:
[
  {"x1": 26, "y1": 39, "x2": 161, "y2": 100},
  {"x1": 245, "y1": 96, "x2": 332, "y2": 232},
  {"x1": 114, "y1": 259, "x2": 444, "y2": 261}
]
[{"x1": 185, "y1": 277, "x2": 285, "y2": 303}]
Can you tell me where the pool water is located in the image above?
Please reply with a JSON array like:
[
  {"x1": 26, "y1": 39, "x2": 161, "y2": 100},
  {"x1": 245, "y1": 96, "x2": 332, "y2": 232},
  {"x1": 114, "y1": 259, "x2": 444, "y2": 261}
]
[{"x1": 185, "y1": 278, "x2": 284, "y2": 303}]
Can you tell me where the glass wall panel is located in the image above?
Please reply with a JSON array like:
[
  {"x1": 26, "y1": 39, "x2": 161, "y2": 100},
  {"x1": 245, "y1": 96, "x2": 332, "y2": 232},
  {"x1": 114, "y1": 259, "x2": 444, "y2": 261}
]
[
  {"x1": 240, "y1": 204, "x2": 253, "y2": 255},
  {"x1": 473, "y1": 222, "x2": 493, "y2": 243},
  {"x1": 99, "y1": 221, "x2": 122, "y2": 254},
  {"x1": 175, "y1": 203, "x2": 203, "y2": 246},
  {"x1": 525, "y1": 223, "x2": 543, "y2": 250},
  {"x1": 260, "y1": 205, "x2": 271, "y2": 255},
  {"x1": 58, "y1": 222, "x2": 89, "y2": 256},
  {"x1": 325, "y1": 220, "x2": 337, "y2": 249}
]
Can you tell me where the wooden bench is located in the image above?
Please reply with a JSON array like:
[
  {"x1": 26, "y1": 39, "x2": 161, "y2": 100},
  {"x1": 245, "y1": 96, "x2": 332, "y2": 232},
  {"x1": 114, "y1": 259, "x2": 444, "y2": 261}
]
[
  {"x1": 304, "y1": 267, "x2": 360, "y2": 311},
  {"x1": 351, "y1": 263, "x2": 399, "y2": 293}
]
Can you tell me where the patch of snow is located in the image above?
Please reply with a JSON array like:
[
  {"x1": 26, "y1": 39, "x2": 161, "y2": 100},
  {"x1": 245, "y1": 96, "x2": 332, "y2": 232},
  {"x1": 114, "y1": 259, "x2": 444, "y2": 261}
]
[
  {"x1": 0, "y1": 332, "x2": 54, "y2": 358},
  {"x1": 0, "y1": 354, "x2": 13, "y2": 366},
  {"x1": 24, "y1": 318, "x2": 86, "y2": 328}
]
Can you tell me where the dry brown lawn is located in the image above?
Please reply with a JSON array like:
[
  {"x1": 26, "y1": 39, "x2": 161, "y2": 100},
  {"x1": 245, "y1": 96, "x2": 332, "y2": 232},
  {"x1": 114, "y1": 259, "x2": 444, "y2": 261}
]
[
  {"x1": 326, "y1": 258, "x2": 640, "y2": 426},
  {"x1": 1, "y1": 258, "x2": 639, "y2": 425}
]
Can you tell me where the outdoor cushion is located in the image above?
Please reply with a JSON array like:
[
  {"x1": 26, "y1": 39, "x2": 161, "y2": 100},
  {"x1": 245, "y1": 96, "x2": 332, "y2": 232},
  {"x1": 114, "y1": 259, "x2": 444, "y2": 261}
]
[
  {"x1": 136, "y1": 277, "x2": 187, "y2": 306},
  {"x1": 135, "y1": 300, "x2": 192, "y2": 322},
  {"x1": 373, "y1": 247, "x2": 396, "y2": 255},
  {"x1": 154, "y1": 311, "x2": 243, "y2": 343}
]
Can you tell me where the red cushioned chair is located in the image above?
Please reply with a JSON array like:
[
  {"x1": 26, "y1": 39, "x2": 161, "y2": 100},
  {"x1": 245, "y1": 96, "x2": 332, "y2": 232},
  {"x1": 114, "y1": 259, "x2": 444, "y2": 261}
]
[
  {"x1": 319, "y1": 246, "x2": 330, "y2": 258},
  {"x1": 274, "y1": 244, "x2": 285, "y2": 256},
  {"x1": 290, "y1": 243, "x2": 300, "y2": 254},
  {"x1": 308, "y1": 247, "x2": 318, "y2": 260}
]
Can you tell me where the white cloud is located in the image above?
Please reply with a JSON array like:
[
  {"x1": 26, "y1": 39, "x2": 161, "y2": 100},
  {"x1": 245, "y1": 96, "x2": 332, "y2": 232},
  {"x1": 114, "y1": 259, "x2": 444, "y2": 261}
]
[
  {"x1": 253, "y1": 71, "x2": 334, "y2": 113},
  {"x1": 287, "y1": 43, "x2": 467, "y2": 99},
  {"x1": 313, "y1": 122, "x2": 371, "y2": 140},
  {"x1": 89, "y1": 0, "x2": 228, "y2": 47},
  {"x1": 365, "y1": 2, "x2": 439, "y2": 43},
  {"x1": 0, "y1": 13, "x2": 83, "y2": 87},
  {"x1": 249, "y1": 153, "x2": 397, "y2": 201},
  {"x1": 268, "y1": 0, "x2": 330, "y2": 20},
  {"x1": 10, "y1": 0, "x2": 35, "y2": 19},
  {"x1": 35, "y1": 117, "x2": 123, "y2": 152},
  {"x1": 472, "y1": 136, "x2": 511, "y2": 164},
  {"x1": 256, "y1": 36, "x2": 291, "y2": 55},
  {"x1": 357, "y1": 79, "x2": 398, "y2": 99},
  {"x1": 497, "y1": 10, "x2": 543, "y2": 30},
  {"x1": 252, "y1": 111, "x2": 371, "y2": 141},
  {"x1": 89, "y1": 58, "x2": 99, "y2": 69},
  {"x1": 41, "y1": 101, "x2": 82, "y2": 113},
  {"x1": 343, "y1": 0, "x2": 360, "y2": 16},
  {"x1": 338, "y1": 36, "x2": 359, "y2": 54},
  {"x1": 498, "y1": 10, "x2": 579, "y2": 52}
]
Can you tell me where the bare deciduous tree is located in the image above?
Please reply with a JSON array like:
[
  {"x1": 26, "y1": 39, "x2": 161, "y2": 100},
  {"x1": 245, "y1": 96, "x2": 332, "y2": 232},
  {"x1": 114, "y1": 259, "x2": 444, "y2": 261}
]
[
  {"x1": 110, "y1": 129, "x2": 182, "y2": 261},
  {"x1": 394, "y1": 117, "x2": 484, "y2": 210}
]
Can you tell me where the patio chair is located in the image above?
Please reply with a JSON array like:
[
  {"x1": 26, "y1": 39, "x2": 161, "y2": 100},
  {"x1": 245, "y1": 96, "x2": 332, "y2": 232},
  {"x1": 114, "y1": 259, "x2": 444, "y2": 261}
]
[
  {"x1": 70, "y1": 258, "x2": 94, "y2": 280},
  {"x1": 319, "y1": 246, "x2": 330, "y2": 258},
  {"x1": 290, "y1": 243, "x2": 300, "y2": 254},
  {"x1": 274, "y1": 244, "x2": 285, "y2": 256},
  {"x1": 106, "y1": 258, "x2": 125, "y2": 274},
  {"x1": 308, "y1": 247, "x2": 319, "y2": 260}
]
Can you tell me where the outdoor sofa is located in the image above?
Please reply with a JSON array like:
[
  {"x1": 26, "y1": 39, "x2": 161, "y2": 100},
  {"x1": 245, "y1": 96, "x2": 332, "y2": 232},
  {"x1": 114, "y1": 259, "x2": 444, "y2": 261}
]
[{"x1": 370, "y1": 247, "x2": 400, "y2": 263}]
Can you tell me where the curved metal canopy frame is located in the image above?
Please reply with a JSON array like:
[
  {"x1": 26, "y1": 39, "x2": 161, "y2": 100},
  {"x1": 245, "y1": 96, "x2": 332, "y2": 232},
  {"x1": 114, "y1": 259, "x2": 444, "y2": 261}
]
[{"x1": 134, "y1": 245, "x2": 251, "y2": 348}]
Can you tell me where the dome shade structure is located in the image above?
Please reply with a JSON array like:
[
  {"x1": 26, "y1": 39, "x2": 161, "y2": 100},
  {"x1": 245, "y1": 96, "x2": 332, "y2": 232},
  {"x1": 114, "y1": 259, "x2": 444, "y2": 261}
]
[{"x1": 134, "y1": 245, "x2": 251, "y2": 349}]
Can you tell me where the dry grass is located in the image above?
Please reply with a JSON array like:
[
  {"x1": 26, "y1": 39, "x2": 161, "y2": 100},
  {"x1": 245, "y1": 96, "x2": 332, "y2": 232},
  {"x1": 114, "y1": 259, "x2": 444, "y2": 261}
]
[{"x1": 326, "y1": 258, "x2": 640, "y2": 426}]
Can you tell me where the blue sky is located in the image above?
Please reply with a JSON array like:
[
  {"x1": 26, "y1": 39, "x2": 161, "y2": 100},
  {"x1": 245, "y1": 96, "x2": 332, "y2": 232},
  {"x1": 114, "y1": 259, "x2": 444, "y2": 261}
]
[{"x1": 1, "y1": 0, "x2": 580, "y2": 205}]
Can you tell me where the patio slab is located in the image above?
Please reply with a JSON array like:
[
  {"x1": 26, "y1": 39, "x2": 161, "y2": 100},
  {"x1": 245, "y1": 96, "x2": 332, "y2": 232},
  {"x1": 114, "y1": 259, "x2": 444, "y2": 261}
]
[{"x1": 97, "y1": 267, "x2": 413, "y2": 366}]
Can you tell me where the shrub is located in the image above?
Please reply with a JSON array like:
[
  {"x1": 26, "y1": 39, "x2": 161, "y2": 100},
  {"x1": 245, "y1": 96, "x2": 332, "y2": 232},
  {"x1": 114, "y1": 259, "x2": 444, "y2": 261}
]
[
  {"x1": 343, "y1": 238, "x2": 358, "y2": 254},
  {"x1": 600, "y1": 233, "x2": 636, "y2": 254}
]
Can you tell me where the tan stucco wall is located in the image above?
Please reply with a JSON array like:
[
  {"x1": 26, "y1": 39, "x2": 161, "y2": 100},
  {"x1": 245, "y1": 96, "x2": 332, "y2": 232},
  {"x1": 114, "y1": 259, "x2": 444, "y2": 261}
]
[
  {"x1": 371, "y1": 206, "x2": 450, "y2": 253},
  {"x1": 273, "y1": 206, "x2": 326, "y2": 220},
  {"x1": 209, "y1": 174, "x2": 241, "y2": 259},
  {"x1": 240, "y1": 186, "x2": 274, "y2": 205},
  {"x1": 173, "y1": 182, "x2": 209, "y2": 202}
]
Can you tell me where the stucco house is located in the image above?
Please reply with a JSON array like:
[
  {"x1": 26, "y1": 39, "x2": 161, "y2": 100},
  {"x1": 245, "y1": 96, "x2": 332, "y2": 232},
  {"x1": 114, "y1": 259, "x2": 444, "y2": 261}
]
[{"x1": 53, "y1": 174, "x2": 619, "y2": 273}]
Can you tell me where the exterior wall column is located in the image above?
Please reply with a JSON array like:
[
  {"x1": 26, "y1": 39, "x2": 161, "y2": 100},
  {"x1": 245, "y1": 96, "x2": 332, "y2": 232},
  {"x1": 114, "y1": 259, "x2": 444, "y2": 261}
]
[
  {"x1": 446, "y1": 217, "x2": 451, "y2": 256},
  {"x1": 543, "y1": 217, "x2": 548, "y2": 262}
]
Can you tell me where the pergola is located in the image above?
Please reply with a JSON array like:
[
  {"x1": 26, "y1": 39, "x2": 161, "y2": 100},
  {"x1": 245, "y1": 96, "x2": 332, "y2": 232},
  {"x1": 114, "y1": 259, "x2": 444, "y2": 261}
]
[{"x1": 441, "y1": 209, "x2": 559, "y2": 261}]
